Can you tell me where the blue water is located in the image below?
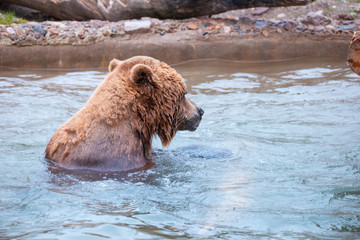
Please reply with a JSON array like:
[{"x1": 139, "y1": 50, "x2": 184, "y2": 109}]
[{"x1": 1, "y1": 57, "x2": 360, "y2": 239}]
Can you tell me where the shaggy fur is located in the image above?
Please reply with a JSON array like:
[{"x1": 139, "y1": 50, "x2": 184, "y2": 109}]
[{"x1": 45, "y1": 56, "x2": 203, "y2": 171}]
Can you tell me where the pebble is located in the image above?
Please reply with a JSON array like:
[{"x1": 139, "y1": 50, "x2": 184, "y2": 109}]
[
  {"x1": 337, "y1": 25, "x2": 357, "y2": 30},
  {"x1": 315, "y1": 26, "x2": 324, "y2": 31},
  {"x1": 254, "y1": 20, "x2": 267, "y2": 30},
  {"x1": 239, "y1": 17, "x2": 253, "y2": 25},
  {"x1": 77, "y1": 29, "x2": 86, "y2": 39},
  {"x1": 301, "y1": 12, "x2": 331, "y2": 26},
  {"x1": 277, "y1": 13, "x2": 286, "y2": 19},
  {"x1": 206, "y1": 25, "x2": 215, "y2": 30},
  {"x1": 251, "y1": 7, "x2": 269, "y2": 16},
  {"x1": 307, "y1": 25, "x2": 315, "y2": 31},
  {"x1": 326, "y1": 24, "x2": 335, "y2": 30},
  {"x1": 342, "y1": 20, "x2": 355, "y2": 25},
  {"x1": 6, "y1": 27, "x2": 16, "y2": 35},
  {"x1": 48, "y1": 27, "x2": 58, "y2": 35},
  {"x1": 199, "y1": 22, "x2": 211, "y2": 28},
  {"x1": 261, "y1": 29, "x2": 269, "y2": 37},
  {"x1": 334, "y1": 13, "x2": 354, "y2": 21},
  {"x1": 187, "y1": 23, "x2": 198, "y2": 30},
  {"x1": 225, "y1": 19, "x2": 237, "y2": 26},
  {"x1": 283, "y1": 21, "x2": 297, "y2": 31},
  {"x1": 102, "y1": 29, "x2": 110, "y2": 36},
  {"x1": 32, "y1": 24, "x2": 47, "y2": 36},
  {"x1": 89, "y1": 20, "x2": 106, "y2": 29},
  {"x1": 124, "y1": 20, "x2": 151, "y2": 32},
  {"x1": 111, "y1": 27, "x2": 117, "y2": 33},
  {"x1": 223, "y1": 26, "x2": 231, "y2": 34}
]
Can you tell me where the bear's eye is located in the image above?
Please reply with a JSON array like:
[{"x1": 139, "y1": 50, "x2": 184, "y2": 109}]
[{"x1": 181, "y1": 92, "x2": 187, "y2": 100}]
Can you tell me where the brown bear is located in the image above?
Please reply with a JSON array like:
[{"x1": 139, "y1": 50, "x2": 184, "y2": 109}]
[{"x1": 45, "y1": 56, "x2": 204, "y2": 171}]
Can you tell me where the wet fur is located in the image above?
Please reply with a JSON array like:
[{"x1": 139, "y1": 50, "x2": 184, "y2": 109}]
[{"x1": 45, "y1": 56, "x2": 202, "y2": 171}]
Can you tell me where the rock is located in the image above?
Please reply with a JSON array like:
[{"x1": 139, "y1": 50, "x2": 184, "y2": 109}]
[
  {"x1": 315, "y1": 26, "x2": 324, "y2": 32},
  {"x1": 225, "y1": 19, "x2": 237, "y2": 26},
  {"x1": 223, "y1": 26, "x2": 231, "y2": 34},
  {"x1": 48, "y1": 27, "x2": 58, "y2": 35},
  {"x1": 6, "y1": 27, "x2": 16, "y2": 35},
  {"x1": 32, "y1": 24, "x2": 47, "y2": 36},
  {"x1": 261, "y1": 29, "x2": 269, "y2": 37},
  {"x1": 187, "y1": 23, "x2": 198, "y2": 30},
  {"x1": 334, "y1": 13, "x2": 354, "y2": 21},
  {"x1": 251, "y1": 7, "x2": 269, "y2": 16},
  {"x1": 234, "y1": 25, "x2": 240, "y2": 30},
  {"x1": 254, "y1": 20, "x2": 267, "y2": 30},
  {"x1": 206, "y1": 25, "x2": 215, "y2": 30},
  {"x1": 1, "y1": 32, "x2": 9, "y2": 38},
  {"x1": 325, "y1": 25, "x2": 335, "y2": 30},
  {"x1": 17, "y1": 29, "x2": 25, "y2": 36},
  {"x1": 277, "y1": 13, "x2": 286, "y2": 19},
  {"x1": 199, "y1": 22, "x2": 211, "y2": 28},
  {"x1": 342, "y1": 20, "x2": 355, "y2": 25},
  {"x1": 102, "y1": 29, "x2": 110, "y2": 36},
  {"x1": 124, "y1": 20, "x2": 151, "y2": 32},
  {"x1": 307, "y1": 25, "x2": 315, "y2": 31},
  {"x1": 35, "y1": 34, "x2": 41, "y2": 39},
  {"x1": 77, "y1": 29, "x2": 86, "y2": 39},
  {"x1": 276, "y1": 28, "x2": 283, "y2": 34},
  {"x1": 239, "y1": 17, "x2": 254, "y2": 25},
  {"x1": 337, "y1": 25, "x2": 357, "y2": 30},
  {"x1": 111, "y1": 27, "x2": 117, "y2": 33},
  {"x1": 283, "y1": 21, "x2": 297, "y2": 31},
  {"x1": 2, "y1": 0, "x2": 314, "y2": 21},
  {"x1": 41, "y1": 23, "x2": 51, "y2": 28},
  {"x1": 301, "y1": 12, "x2": 331, "y2": 26},
  {"x1": 296, "y1": 25, "x2": 303, "y2": 30},
  {"x1": 89, "y1": 20, "x2": 106, "y2": 28}
]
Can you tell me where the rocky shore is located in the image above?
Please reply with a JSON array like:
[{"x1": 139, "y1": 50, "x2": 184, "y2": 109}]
[
  {"x1": 0, "y1": 11, "x2": 358, "y2": 47},
  {"x1": 1, "y1": 1, "x2": 359, "y2": 69}
]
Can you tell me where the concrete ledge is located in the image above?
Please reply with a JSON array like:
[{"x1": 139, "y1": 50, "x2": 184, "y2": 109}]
[{"x1": 0, "y1": 34, "x2": 351, "y2": 69}]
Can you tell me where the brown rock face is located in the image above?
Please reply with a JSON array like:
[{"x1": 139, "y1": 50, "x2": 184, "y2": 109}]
[{"x1": 3, "y1": 0, "x2": 314, "y2": 21}]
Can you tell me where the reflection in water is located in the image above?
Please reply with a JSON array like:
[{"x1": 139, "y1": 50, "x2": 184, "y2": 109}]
[{"x1": 1, "y1": 57, "x2": 360, "y2": 239}]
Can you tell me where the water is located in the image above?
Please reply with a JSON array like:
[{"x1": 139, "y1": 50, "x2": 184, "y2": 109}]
[{"x1": 1, "y1": 57, "x2": 360, "y2": 239}]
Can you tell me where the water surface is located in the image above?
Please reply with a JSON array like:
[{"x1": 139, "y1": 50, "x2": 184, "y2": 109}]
[{"x1": 1, "y1": 57, "x2": 360, "y2": 239}]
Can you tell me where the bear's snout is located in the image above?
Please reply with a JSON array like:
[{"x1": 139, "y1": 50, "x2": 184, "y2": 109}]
[
  {"x1": 199, "y1": 108, "x2": 204, "y2": 117},
  {"x1": 185, "y1": 107, "x2": 203, "y2": 132}
]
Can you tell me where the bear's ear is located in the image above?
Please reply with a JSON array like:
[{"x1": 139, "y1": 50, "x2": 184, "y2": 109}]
[
  {"x1": 109, "y1": 59, "x2": 122, "y2": 72},
  {"x1": 130, "y1": 64, "x2": 154, "y2": 86}
]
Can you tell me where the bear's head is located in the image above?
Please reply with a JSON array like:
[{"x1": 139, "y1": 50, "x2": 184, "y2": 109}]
[{"x1": 108, "y1": 56, "x2": 204, "y2": 148}]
